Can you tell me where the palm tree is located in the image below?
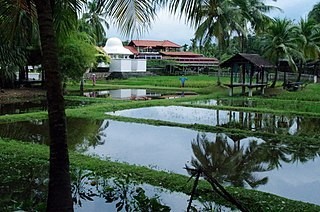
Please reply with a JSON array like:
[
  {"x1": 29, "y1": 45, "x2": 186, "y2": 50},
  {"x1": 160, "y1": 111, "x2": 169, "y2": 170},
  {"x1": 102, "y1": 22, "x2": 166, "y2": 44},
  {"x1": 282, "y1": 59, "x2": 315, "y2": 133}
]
[
  {"x1": 166, "y1": 0, "x2": 234, "y2": 85},
  {"x1": 233, "y1": 0, "x2": 279, "y2": 52},
  {"x1": 167, "y1": 0, "x2": 277, "y2": 85},
  {"x1": 0, "y1": 38, "x2": 26, "y2": 88},
  {"x1": 296, "y1": 18, "x2": 320, "y2": 81},
  {"x1": 1, "y1": 0, "x2": 163, "y2": 210},
  {"x1": 308, "y1": 2, "x2": 320, "y2": 23},
  {"x1": 261, "y1": 18, "x2": 302, "y2": 87},
  {"x1": 0, "y1": 0, "x2": 39, "y2": 88},
  {"x1": 80, "y1": 0, "x2": 109, "y2": 46}
]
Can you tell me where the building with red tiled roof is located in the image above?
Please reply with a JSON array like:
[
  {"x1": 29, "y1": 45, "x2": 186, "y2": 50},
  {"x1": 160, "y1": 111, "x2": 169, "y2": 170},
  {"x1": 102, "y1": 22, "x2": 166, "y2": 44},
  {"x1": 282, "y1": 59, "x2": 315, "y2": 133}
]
[
  {"x1": 129, "y1": 40, "x2": 181, "y2": 48},
  {"x1": 160, "y1": 51, "x2": 219, "y2": 68},
  {"x1": 128, "y1": 40, "x2": 181, "y2": 60},
  {"x1": 126, "y1": 39, "x2": 219, "y2": 72},
  {"x1": 124, "y1": 46, "x2": 139, "y2": 55}
]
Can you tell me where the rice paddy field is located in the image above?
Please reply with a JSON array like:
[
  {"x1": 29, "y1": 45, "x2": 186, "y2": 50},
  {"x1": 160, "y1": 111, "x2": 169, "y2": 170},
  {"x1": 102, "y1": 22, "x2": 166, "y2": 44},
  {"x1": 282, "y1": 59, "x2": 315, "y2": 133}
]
[{"x1": 1, "y1": 75, "x2": 320, "y2": 211}]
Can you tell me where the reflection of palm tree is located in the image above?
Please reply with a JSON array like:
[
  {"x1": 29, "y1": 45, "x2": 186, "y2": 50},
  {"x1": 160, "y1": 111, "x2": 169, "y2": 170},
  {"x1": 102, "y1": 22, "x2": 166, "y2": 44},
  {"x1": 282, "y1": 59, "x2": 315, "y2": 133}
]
[
  {"x1": 71, "y1": 169, "x2": 97, "y2": 207},
  {"x1": 97, "y1": 176, "x2": 170, "y2": 211},
  {"x1": 67, "y1": 119, "x2": 107, "y2": 151},
  {"x1": 258, "y1": 140, "x2": 291, "y2": 169},
  {"x1": 288, "y1": 142, "x2": 320, "y2": 164},
  {"x1": 190, "y1": 133, "x2": 268, "y2": 188},
  {"x1": 186, "y1": 133, "x2": 271, "y2": 212},
  {"x1": 227, "y1": 140, "x2": 269, "y2": 188},
  {"x1": 190, "y1": 134, "x2": 235, "y2": 183}
]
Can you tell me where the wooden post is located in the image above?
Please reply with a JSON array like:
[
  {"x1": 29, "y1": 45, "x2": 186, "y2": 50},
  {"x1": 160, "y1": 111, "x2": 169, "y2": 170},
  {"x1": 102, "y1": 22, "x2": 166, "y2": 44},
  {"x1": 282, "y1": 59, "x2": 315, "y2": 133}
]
[{"x1": 242, "y1": 64, "x2": 246, "y2": 95}]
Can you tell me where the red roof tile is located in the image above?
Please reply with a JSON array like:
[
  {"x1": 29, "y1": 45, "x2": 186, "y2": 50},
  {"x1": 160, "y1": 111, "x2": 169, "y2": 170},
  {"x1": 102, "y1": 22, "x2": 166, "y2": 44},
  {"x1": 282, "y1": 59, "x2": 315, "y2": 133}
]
[
  {"x1": 160, "y1": 51, "x2": 203, "y2": 57},
  {"x1": 124, "y1": 46, "x2": 138, "y2": 55},
  {"x1": 129, "y1": 40, "x2": 181, "y2": 48}
]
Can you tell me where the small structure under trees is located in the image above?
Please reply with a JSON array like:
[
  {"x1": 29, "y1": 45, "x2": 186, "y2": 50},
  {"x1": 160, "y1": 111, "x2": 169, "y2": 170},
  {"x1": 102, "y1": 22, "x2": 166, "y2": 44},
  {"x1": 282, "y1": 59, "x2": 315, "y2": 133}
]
[{"x1": 220, "y1": 53, "x2": 274, "y2": 96}]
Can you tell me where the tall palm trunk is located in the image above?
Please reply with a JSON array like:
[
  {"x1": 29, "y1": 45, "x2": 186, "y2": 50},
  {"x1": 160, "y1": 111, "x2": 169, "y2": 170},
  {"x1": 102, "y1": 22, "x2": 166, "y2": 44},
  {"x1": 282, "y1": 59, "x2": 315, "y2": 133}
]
[
  {"x1": 271, "y1": 55, "x2": 279, "y2": 88},
  {"x1": 34, "y1": 0, "x2": 73, "y2": 211},
  {"x1": 296, "y1": 60, "x2": 303, "y2": 82}
]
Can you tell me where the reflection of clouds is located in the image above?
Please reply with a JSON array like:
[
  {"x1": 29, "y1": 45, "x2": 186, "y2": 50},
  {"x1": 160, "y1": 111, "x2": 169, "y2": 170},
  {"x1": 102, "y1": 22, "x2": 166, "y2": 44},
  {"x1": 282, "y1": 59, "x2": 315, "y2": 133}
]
[
  {"x1": 106, "y1": 106, "x2": 232, "y2": 126},
  {"x1": 256, "y1": 157, "x2": 320, "y2": 205},
  {"x1": 107, "y1": 106, "x2": 310, "y2": 135},
  {"x1": 86, "y1": 120, "x2": 209, "y2": 175}
]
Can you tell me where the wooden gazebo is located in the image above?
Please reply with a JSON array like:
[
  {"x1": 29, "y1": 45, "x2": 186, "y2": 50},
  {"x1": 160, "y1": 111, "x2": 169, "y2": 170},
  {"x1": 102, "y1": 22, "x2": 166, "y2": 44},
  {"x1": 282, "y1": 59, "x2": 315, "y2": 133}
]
[{"x1": 220, "y1": 53, "x2": 274, "y2": 96}]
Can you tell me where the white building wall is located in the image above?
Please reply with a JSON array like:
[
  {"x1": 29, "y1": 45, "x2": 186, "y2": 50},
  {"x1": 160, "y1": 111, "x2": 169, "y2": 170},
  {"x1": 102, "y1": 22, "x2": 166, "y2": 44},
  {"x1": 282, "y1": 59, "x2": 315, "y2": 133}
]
[
  {"x1": 109, "y1": 59, "x2": 132, "y2": 72},
  {"x1": 131, "y1": 89, "x2": 146, "y2": 96},
  {"x1": 132, "y1": 59, "x2": 147, "y2": 72},
  {"x1": 109, "y1": 59, "x2": 146, "y2": 72},
  {"x1": 109, "y1": 89, "x2": 131, "y2": 98},
  {"x1": 108, "y1": 89, "x2": 146, "y2": 99}
]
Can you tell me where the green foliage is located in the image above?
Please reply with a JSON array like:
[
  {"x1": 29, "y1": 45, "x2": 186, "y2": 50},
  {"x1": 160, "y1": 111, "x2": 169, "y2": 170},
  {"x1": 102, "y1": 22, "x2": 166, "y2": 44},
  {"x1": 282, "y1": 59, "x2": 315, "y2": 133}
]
[
  {"x1": 147, "y1": 59, "x2": 177, "y2": 68},
  {"x1": 308, "y1": 2, "x2": 320, "y2": 23},
  {"x1": 79, "y1": 0, "x2": 109, "y2": 46},
  {"x1": 58, "y1": 32, "x2": 96, "y2": 82}
]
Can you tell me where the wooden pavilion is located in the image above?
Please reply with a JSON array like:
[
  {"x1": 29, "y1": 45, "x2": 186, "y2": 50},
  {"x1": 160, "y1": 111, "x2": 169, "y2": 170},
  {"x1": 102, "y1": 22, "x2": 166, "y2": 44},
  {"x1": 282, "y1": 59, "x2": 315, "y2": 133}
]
[{"x1": 220, "y1": 53, "x2": 274, "y2": 96}]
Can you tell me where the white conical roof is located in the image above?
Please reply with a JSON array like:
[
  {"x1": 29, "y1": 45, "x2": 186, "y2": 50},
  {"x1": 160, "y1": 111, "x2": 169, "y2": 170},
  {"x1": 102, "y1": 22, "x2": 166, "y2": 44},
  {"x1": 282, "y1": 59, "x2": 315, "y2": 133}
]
[{"x1": 103, "y1": 37, "x2": 133, "y2": 55}]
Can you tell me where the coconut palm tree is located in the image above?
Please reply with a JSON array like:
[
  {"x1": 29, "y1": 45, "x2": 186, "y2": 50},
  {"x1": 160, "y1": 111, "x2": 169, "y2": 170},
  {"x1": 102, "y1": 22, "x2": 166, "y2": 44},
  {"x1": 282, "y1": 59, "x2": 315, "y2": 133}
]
[
  {"x1": 0, "y1": 0, "x2": 39, "y2": 88},
  {"x1": 233, "y1": 0, "x2": 279, "y2": 52},
  {"x1": 261, "y1": 18, "x2": 302, "y2": 87},
  {"x1": 308, "y1": 2, "x2": 320, "y2": 23},
  {"x1": 80, "y1": 0, "x2": 109, "y2": 46},
  {"x1": 167, "y1": 0, "x2": 277, "y2": 85},
  {"x1": 0, "y1": 37, "x2": 26, "y2": 88},
  {"x1": 296, "y1": 18, "x2": 320, "y2": 81}
]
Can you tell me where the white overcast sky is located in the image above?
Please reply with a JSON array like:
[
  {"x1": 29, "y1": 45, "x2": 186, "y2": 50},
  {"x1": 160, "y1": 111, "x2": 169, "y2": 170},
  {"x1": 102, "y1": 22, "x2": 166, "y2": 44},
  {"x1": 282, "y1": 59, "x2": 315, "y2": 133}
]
[{"x1": 107, "y1": 0, "x2": 319, "y2": 46}]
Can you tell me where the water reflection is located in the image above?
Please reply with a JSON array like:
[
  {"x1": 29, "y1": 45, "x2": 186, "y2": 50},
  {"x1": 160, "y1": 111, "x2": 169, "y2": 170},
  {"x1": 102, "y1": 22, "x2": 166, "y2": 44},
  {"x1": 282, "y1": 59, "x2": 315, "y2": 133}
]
[
  {"x1": 0, "y1": 161, "x2": 223, "y2": 212},
  {"x1": 84, "y1": 89, "x2": 162, "y2": 100},
  {"x1": 107, "y1": 106, "x2": 320, "y2": 136},
  {"x1": 83, "y1": 89, "x2": 195, "y2": 100},
  {"x1": 0, "y1": 99, "x2": 47, "y2": 115},
  {"x1": 188, "y1": 133, "x2": 269, "y2": 189},
  {"x1": 188, "y1": 99, "x2": 257, "y2": 107},
  {"x1": 0, "y1": 118, "x2": 104, "y2": 151},
  {"x1": 72, "y1": 170, "x2": 232, "y2": 212},
  {"x1": 1, "y1": 118, "x2": 320, "y2": 204},
  {"x1": 0, "y1": 99, "x2": 90, "y2": 115}
]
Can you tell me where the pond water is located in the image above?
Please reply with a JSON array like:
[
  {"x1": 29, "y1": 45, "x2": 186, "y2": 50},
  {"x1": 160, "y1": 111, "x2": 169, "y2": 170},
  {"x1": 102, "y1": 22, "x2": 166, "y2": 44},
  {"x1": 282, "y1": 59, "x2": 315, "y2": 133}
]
[
  {"x1": 73, "y1": 176, "x2": 227, "y2": 212},
  {"x1": 187, "y1": 99, "x2": 257, "y2": 107},
  {"x1": 1, "y1": 118, "x2": 319, "y2": 205},
  {"x1": 0, "y1": 99, "x2": 90, "y2": 115},
  {"x1": 0, "y1": 162, "x2": 227, "y2": 211},
  {"x1": 83, "y1": 89, "x2": 196, "y2": 100},
  {"x1": 106, "y1": 106, "x2": 320, "y2": 136}
]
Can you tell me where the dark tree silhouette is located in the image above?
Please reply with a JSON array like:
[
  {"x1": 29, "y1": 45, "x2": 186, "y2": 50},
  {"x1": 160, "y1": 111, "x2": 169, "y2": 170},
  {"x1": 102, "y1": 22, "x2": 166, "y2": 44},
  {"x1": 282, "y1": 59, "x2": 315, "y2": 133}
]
[{"x1": 34, "y1": 0, "x2": 73, "y2": 210}]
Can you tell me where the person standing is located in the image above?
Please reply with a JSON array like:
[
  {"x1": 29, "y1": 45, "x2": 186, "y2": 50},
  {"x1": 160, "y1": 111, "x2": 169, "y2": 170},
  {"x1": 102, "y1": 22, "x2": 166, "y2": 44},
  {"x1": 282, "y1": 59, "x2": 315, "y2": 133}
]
[
  {"x1": 179, "y1": 75, "x2": 188, "y2": 87},
  {"x1": 91, "y1": 73, "x2": 97, "y2": 86}
]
